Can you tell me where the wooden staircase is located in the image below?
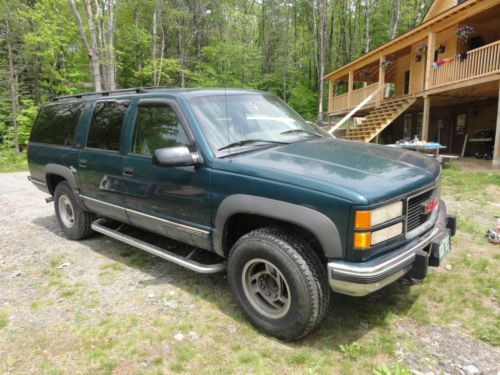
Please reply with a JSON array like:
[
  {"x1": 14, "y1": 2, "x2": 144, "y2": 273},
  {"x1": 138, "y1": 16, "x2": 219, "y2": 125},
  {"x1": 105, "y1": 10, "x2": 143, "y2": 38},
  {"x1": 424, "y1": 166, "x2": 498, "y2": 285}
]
[{"x1": 342, "y1": 97, "x2": 416, "y2": 143}]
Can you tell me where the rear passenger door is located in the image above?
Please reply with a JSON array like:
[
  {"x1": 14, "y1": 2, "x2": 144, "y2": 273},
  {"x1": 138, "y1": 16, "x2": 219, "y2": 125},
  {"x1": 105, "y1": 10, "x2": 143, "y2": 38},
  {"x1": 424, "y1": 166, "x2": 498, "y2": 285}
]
[
  {"x1": 78, "y1": 99, "x2": 131, "y2": 223},
  {"x1": 121, "y1": 98, "x2": 212, "y2": 249}
]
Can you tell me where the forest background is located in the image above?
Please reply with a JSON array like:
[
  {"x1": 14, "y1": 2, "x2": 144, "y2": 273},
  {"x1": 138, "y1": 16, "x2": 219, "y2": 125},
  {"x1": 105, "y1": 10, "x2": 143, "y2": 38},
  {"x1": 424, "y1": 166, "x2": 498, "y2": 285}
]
[{"x1": 0, "y1": 0, "x2": 433, "y2": 159}]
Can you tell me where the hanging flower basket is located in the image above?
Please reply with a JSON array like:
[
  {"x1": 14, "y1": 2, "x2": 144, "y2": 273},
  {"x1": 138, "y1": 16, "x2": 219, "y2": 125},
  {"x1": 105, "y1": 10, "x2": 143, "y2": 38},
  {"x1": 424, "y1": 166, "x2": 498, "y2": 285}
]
[
  {"x1": 379, "y1": 60, "x2": 394, "y2": 70},
  {"x1": 456, "y1": 26, "x2": 474, "y2": 43}
]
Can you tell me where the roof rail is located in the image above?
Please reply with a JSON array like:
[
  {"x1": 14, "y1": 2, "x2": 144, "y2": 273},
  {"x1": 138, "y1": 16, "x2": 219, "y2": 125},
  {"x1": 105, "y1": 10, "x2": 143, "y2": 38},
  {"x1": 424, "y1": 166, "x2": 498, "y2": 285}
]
[{"x1": 52, "y1": 87, "x2": 147, "y2": 102}]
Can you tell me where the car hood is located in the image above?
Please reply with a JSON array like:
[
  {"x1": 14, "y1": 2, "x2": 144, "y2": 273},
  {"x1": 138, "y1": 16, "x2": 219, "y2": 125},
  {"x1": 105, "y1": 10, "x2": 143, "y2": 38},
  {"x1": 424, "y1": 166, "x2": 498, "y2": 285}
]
[{"x1": 214, "y1": 138, "x2": 441, "y2": 204}]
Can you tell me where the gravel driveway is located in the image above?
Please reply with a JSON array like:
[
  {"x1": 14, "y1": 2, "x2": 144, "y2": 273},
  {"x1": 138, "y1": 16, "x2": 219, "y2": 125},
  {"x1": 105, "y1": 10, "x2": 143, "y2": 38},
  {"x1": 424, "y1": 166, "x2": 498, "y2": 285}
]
[{"x1": 0, "y1": 171, "x2": 499, "y2": 374}]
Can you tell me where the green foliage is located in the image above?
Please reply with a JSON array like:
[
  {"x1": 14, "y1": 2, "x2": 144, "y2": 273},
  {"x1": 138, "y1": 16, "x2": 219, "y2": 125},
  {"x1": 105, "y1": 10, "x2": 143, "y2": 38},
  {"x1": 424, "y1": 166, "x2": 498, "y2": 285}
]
[
  {"x1": 0, "y1": 0, "x2": 434, "y2": 150},
  {"x1": 288, "y1": 85, "x2": 318, "y2": 122},
  {"x1": 339, "y1": 342, "x2": 362, "y2": 359}
]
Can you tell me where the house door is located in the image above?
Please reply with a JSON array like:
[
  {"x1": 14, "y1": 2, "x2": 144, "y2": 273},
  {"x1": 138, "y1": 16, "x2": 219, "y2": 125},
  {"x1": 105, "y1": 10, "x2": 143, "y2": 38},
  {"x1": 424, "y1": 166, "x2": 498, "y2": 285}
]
[
  {"x1": 451, "y1": 113, "x2": 467, "y2": 155},
  {"x1": 403, "y1": 71, "x2": 410, "y2": 95}
]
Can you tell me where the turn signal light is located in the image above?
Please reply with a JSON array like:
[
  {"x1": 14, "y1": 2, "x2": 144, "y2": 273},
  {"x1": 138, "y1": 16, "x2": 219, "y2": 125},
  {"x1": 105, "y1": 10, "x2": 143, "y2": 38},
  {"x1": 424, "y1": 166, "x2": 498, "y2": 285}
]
[
  {"x1": 353, "y1": 232, "x2": 371, "y2": 250},
  {"x1": 354, "y1": 211, "x2": 371, "y2": 229}
]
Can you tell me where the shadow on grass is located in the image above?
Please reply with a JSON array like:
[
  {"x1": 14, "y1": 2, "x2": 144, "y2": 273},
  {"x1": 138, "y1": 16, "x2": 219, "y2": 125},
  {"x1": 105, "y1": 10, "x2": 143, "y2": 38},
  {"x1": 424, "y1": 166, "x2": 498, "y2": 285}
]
[{"x1": 33, "y1": 213, "x2": 419, "y2": 350}]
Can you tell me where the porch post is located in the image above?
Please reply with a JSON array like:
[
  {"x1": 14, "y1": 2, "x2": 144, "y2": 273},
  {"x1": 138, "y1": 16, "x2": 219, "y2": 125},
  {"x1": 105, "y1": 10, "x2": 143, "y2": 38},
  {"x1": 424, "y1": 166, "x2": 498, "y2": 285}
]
[
  {"x1": 493, "y1": 81, "x2": 500, "y2": 166},
  {"x1": 347, "y1": 71, "x2": 354, "y2": 109},
  {"x1": 328, "y1": 78, "x2": 334, "y2": 114},
  {"x1": 425, "y1": 32, "x2": 436, "y2": 91},
  {"x1": 378, "y1": 56, "x2": 386, "y2": 105},
  {"x1": 422, "y1": 95, "x2": 431, "y2": 142}
]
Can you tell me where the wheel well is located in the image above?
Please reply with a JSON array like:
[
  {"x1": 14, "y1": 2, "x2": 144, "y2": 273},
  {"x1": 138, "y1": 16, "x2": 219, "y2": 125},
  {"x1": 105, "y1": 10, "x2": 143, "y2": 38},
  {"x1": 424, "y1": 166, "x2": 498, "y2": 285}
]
[
  {"x1": 46, "y1": 174, "x2": 66, "y2": 195},
  {"x1": 222, "y1": 213, "x2": 326, "y2": 261}
]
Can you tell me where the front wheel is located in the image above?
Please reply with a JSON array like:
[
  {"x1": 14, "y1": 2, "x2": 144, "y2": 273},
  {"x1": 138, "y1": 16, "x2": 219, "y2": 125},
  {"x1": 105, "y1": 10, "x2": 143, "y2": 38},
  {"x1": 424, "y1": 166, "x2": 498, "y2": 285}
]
[
  {"x1": 227, "y1": 227, "x2": 330, "y2": 341},
  {"x1": 54, "y1": 181, "x2": 96, "y2": 240}
]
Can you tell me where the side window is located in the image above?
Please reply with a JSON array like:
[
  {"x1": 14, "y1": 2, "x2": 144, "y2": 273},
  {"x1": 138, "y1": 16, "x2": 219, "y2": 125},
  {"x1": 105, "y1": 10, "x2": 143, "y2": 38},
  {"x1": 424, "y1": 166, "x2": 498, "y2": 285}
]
[
  {"x1": 30, "y1": 102, "x2": 84, "y2": 146},
  {"x1": 87, "y1": 100, "x2": 129, "y2": 151},
  {"x1": 132, "y1": 104, "x2": 191, "y2": 156}
]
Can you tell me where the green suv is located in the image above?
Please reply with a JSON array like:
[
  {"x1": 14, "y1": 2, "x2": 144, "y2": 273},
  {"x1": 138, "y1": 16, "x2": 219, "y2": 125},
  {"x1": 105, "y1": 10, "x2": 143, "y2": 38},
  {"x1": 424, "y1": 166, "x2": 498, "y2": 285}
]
[{"x1": 27, "y1": 88, "x2": 455, "y2": 340}]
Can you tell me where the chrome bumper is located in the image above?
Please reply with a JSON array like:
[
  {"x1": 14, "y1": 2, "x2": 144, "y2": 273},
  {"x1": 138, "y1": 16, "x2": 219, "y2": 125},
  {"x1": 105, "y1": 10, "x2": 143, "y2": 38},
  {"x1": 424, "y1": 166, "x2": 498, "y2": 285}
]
[{"x1": 328, "y1": 201, "x2": 451, "y2": 297}]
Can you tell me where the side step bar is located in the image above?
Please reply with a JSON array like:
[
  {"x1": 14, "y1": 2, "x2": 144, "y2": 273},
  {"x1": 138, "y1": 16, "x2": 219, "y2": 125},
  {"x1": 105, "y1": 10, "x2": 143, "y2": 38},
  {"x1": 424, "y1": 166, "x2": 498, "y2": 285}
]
[{"x1": 91, "y1": 218, "x2": 226, "y2": 274}]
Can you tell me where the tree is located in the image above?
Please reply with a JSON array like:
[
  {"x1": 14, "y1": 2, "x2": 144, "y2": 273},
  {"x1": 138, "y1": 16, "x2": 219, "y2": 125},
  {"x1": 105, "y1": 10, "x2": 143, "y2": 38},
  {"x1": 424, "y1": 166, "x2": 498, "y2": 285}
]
[{"x1": 3, "y1": 0, "x2": 20, "y2": 154}]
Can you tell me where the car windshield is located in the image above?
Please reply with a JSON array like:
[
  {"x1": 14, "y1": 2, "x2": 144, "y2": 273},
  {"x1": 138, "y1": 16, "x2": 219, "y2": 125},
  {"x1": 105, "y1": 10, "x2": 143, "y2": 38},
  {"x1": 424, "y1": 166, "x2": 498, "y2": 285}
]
[{"x1": 189, "y1": 93, "x2": 328, "y2": 155}]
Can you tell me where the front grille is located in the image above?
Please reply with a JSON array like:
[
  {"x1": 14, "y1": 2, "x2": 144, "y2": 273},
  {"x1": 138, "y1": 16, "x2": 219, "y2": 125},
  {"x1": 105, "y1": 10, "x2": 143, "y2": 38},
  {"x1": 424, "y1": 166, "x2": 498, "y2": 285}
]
[{"x1": 406, "y1": 188, "x2": 435, "y2": 232}]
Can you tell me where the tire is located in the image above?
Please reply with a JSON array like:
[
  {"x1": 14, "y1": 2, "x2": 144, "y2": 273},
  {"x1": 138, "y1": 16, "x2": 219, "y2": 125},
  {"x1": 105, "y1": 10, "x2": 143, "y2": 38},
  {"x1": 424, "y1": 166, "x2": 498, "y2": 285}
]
[
  {"x1": 227, "y1": 227, "x2": 330, "y2": 341},
  {"x1": 54, "y1": 181, "x2": 96, "y2": 240}
]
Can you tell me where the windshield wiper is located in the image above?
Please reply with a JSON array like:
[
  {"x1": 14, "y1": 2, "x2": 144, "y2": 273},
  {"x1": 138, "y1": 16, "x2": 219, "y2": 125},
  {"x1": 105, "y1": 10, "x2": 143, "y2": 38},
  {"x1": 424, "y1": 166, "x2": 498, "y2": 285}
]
[
  {"x1": 218, "y1": 139, "x2": 288, "y2": 151},
  {"x1": 280, "y1": 129, "x2": 322, "y2": 137}
]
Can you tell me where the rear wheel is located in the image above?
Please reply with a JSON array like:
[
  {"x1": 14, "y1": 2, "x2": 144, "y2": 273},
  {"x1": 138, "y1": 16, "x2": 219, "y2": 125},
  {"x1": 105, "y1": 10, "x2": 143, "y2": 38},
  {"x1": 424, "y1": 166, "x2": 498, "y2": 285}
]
[
  {"x1": 54, "y1": 182, "x2": 96, "y2": 240},
  {"x1": 228, "y1": 227, "x2": 330, "y2": 341}
]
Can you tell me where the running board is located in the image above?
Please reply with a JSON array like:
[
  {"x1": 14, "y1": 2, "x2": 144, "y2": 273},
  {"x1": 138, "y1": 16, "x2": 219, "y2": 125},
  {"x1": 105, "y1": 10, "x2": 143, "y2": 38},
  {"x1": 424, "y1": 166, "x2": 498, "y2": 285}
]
[{"x1": 91, "y1": 218, "x2": 226, "y2": 274}]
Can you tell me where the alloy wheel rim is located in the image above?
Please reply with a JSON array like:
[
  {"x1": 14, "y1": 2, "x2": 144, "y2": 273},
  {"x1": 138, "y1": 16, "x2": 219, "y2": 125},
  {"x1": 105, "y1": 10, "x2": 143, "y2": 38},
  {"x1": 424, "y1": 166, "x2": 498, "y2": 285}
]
[
  {"x1": 58, "y1": 195, "x2": 75, "y2": 228},
  {"x1": 242, "y1": 258, "x2": 291, "y2": 319}
]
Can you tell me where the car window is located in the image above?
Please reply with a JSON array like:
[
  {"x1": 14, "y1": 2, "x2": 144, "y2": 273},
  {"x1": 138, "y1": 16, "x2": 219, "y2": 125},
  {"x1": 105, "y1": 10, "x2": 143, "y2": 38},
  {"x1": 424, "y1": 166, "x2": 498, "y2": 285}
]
[
  {"x1": 131, "y1": 103, "x2": 190, "y2": 156},
  {"x1": 189, "y1": 94, "x2": 327, "y2": 154},
  {"x1": 30, "y1": 102, "x2": 85, "y2": 146},
  {"x1": 87, "y1": 100, "x2": 129, "y2": 151}
]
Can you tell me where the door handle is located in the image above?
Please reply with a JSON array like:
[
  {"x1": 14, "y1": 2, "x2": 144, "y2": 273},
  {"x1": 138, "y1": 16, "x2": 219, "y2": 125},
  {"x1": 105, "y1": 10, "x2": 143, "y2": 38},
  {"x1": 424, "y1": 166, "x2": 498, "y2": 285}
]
[
  {"x1": 79, "y1": 159, "x2": 87, "y2": 168},
  {"x1": 123, "y1": 167, "x2": 134, "y2": 176}
]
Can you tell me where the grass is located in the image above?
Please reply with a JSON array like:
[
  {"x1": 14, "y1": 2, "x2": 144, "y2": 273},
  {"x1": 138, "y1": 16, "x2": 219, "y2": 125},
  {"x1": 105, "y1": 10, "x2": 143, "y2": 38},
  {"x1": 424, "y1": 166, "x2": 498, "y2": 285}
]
[
  {"x1": 0, "y1": 310, "x2": 8, "y2": 329},
  {"x1": 1, "y1": 159, "x2": 499, "y2": 374},
  {"x1": 0, "y1": 149, "x2": 28, "y2": 172}
]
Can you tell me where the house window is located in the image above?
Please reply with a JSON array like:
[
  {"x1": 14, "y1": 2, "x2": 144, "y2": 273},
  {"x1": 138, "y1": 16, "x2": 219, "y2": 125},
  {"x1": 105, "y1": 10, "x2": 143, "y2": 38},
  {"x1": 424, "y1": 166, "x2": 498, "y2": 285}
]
[
  {"x1": 403, "y1": 114, "x2": 412, "y2": 140},
  {"x1": 403, "y1": 71, "x2": 410, "y2": 95},
  {"x1": 456, "y1": 114, "x2": 466, "y2": 135}
]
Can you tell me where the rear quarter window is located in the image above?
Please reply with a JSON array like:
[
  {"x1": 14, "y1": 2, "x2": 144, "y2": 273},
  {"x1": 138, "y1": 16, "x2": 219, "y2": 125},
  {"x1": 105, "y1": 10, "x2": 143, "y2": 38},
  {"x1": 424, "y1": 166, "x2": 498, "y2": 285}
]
[{"x1": 30, "y1": 102, "x2": 85, "y2": 146}]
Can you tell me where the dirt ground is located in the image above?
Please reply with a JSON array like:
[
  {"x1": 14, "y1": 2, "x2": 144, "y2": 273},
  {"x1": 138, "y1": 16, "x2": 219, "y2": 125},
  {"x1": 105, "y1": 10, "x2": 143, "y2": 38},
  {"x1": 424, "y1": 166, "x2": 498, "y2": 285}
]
[{"x1": 0, "y1": 170, "x2": 499, "y2": 374}]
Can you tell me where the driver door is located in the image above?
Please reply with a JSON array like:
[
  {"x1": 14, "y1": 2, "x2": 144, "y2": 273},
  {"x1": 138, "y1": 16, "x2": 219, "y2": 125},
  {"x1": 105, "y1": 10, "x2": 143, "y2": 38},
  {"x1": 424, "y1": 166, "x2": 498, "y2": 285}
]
[{"x1": 122, "y1": 98, "x2": 211, "y2": 249}]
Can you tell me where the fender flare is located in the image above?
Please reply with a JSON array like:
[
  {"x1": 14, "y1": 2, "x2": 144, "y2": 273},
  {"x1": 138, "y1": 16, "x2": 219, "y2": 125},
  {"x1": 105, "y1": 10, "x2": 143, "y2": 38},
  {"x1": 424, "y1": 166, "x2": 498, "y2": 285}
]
[
  {"x1": 44, "y1": 164, "x2": 86, "y2": 208},
  {"x1": 213, "y1": 194, "x2": 343, "y2": 259}
]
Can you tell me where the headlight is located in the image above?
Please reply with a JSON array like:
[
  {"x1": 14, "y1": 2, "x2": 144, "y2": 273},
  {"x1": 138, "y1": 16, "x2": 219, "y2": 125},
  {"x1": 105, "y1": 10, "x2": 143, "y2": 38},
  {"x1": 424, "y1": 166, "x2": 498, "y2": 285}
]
[{"x1": 353, "y1": 201, "x2": 404, "y2": 249}]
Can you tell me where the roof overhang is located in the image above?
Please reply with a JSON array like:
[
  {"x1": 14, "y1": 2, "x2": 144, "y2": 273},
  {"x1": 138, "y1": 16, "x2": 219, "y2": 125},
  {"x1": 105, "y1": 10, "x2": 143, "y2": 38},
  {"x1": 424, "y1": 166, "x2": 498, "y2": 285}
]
[{"x1": 324, "y1": 0, "x2": 496, "y2": 81}]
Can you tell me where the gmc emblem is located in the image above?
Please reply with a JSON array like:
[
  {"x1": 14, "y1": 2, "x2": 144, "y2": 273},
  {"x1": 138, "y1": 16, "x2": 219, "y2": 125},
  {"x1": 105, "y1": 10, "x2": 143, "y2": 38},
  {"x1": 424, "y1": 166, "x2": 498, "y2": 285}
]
[{"x1": 423, "y1": 199, "x2": 438, "y2": 215}]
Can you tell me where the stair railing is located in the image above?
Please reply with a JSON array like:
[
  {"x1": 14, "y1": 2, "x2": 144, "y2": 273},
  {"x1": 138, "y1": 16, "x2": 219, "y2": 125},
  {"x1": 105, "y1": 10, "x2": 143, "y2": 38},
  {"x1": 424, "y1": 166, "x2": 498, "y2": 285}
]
[{"x1": 328, "y1": 84, "x2": 385, "y2": 135}]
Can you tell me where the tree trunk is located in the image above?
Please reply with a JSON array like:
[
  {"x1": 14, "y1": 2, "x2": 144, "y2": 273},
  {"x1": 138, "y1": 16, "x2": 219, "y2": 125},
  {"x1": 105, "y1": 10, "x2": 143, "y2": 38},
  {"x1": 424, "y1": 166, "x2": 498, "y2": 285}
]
[
  {"x1": 4, "y1": 0, "x2": 20, "y2": 155},
  {"x1": 152, "y1": 4, "x2": 158, "y2": 85},
  {"x1": 69, "y1": 0, "x2": 102, "y2": 92},
  {"x1": 106, "y1": 0, "x2": 116, "y2": 90},
  {"x1": 388, "y1": 0, "x2": 400, "y2": 39},
  {"x1": 364, "y1": 0, "x2": 370, "y2": 54}
]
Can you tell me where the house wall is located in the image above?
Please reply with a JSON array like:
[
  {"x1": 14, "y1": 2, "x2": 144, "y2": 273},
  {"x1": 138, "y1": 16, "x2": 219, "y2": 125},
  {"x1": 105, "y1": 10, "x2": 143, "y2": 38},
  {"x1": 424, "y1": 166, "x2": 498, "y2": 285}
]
[
  {"x1": 394, "y1": 54, "x2": 411, "y2": 97},
  {"x1": 379, "y1": 97, "x2": 498, "y2": 156},
  {"x1": 409, "y1": 39, "x2": 427, "y2": 94}
]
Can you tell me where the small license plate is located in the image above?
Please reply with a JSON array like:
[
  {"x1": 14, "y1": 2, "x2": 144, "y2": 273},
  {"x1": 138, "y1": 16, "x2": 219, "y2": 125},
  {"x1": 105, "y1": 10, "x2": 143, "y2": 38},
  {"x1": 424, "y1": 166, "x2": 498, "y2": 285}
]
[{"x1": 438, "y1": 232, "x2": 451, "y2": 261}]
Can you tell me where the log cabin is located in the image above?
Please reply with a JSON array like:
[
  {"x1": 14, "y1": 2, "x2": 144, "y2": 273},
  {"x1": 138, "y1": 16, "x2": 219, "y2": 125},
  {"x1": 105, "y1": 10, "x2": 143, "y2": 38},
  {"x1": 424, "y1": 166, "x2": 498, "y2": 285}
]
[{"x1": 325, "y1": 0, "x2": 500, "y2": 165}]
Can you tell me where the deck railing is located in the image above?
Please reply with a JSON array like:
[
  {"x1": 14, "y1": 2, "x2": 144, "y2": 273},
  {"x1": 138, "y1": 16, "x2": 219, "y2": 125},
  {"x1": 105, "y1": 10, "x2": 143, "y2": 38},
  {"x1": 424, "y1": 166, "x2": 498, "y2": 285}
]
[
  {"x1": 330, "y1": 92, "x2": 348, "y2": 113},
  {"x1": 330, "y1": 83, "x2": 379, "y2": 113},
  {"x1": 431, "y1": 40, "x2": 500, "y2": 88}
]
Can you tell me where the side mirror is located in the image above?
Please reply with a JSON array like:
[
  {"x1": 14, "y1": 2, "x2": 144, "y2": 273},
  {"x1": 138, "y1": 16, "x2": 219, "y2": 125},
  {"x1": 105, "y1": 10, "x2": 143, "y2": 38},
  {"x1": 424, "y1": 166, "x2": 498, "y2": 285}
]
[{"x1": 152, "y1": 146, "x2": 201, "y2": 168}]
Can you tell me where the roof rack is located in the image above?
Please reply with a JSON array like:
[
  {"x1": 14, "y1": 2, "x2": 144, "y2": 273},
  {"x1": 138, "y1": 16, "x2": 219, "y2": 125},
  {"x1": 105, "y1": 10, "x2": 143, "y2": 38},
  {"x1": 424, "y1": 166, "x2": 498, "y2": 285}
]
[{"x1": 52, "y1": 87, "x2": 148, "y2": 102}]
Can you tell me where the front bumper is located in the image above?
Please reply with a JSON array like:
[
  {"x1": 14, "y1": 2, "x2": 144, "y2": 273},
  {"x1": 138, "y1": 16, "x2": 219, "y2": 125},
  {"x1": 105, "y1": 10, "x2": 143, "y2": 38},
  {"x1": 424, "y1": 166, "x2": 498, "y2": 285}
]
[{"x1": 327, "y1": 201, "x2": 455, "y2": 296}]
